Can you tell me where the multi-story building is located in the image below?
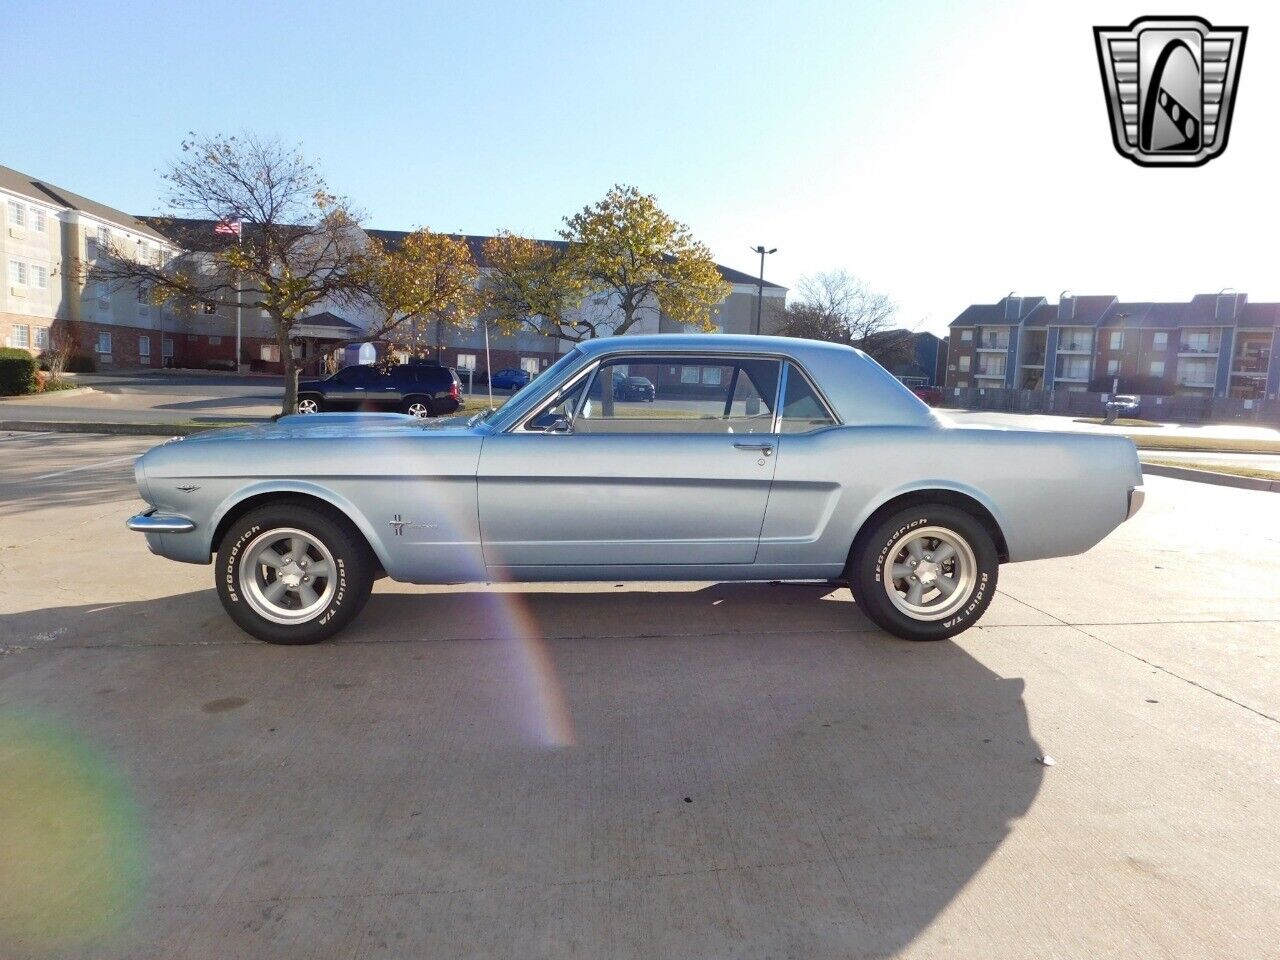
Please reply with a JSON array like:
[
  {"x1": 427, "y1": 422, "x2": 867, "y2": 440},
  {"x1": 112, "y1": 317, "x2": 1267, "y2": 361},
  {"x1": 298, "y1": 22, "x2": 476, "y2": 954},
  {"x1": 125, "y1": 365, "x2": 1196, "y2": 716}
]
[
  {"x1": 1, "y1": 163, "x2": 180, "y2": 367},
  {"x1": 946, "y1": 293, "x2": 1280, "y2": 402}
]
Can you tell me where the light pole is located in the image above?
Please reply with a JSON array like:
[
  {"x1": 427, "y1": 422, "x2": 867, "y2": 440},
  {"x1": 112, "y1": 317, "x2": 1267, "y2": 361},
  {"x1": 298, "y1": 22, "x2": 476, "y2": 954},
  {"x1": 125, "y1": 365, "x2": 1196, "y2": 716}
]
[{"x1": 750, "y1": 245, "x2": 776, "y2": 335}]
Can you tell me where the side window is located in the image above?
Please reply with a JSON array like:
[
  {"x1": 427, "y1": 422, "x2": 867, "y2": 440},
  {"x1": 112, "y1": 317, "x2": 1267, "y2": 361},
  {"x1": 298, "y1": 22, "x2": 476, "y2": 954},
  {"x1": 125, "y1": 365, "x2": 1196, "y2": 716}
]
[
  {"x1": 574, "y1": 356, "x2": 780, "y2": 434},
  {"x1": 779, "y1": 364, "x2": 836, "y2": 434},
  {"x1": 524, "y1": 374, "x2": 590, "y2": 431}
]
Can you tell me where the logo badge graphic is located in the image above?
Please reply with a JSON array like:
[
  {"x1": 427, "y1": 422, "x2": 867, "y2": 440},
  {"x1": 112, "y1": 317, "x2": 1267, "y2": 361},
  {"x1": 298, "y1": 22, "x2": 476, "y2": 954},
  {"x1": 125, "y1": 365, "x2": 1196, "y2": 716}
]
[{"x1": 1094, "y1": 16, "x2": 1247, "y2": 167}]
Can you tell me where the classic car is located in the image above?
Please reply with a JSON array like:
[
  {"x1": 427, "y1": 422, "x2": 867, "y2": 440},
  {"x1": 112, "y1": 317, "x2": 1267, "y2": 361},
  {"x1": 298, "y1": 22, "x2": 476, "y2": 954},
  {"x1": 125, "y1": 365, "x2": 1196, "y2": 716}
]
[{"x1": 126, "y1": 334, "x2": 1144, "y2": 645}]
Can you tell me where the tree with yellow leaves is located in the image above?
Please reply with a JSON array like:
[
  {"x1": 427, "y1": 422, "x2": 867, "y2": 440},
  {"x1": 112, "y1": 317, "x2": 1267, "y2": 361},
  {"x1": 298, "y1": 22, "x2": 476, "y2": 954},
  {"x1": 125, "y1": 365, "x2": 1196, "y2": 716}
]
[
  {"x1": 559, "y1": 185, "x2": 731, "y2": 337},
  {"x1": 479, "y1": 232, "x2": 587, "y2": 341}
]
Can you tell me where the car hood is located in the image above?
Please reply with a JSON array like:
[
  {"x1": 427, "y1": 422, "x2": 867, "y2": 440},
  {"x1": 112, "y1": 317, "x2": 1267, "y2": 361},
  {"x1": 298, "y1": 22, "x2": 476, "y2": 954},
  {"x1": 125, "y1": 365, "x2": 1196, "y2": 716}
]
[{"x1": 177, "y1": 412, "x2": 484, "y2": 445}]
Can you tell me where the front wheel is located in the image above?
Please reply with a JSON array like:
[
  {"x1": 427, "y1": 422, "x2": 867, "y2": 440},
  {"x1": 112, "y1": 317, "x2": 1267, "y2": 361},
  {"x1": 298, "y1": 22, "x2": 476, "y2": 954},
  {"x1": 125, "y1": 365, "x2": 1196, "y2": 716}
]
[
  {"x1": 215, "y1": 503, "x2": 374, "y2": 644},
  {"x1": 402, "y1": 397, "x2": 434, "y2": 419},
  {"x1": 848, "y1": 504, "x2": 998, "y2": 641}
]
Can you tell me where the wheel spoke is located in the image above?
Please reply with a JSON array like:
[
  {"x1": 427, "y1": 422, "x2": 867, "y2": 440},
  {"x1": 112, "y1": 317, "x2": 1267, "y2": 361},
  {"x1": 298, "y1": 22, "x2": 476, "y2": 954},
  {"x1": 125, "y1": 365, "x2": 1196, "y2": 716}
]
[
  {"x1": 291, "y1": 537, "x2": 307, "y2": 561},
  {"x1": 306, "y1": 560, "x2": 331, "y2": 578},
  {"x1": 297, "y1": 582, "x2": 319, "y2": 607},
  {"x1": 934, "y1": 575, "x2": 959, "y2": 598},
  {"x1": 259, "y1": 549, "x2": 286, "y2": 570},
  {"x1": 891, "y1": 563, "x2": 914, "y2": 580},
  {"x1": 263, "y1": 579, "x2": 289, "y2": 603},
  {"x1": 905, "y1": 581, "x2": 924, "y2": 606},
  {"x1": 933, "y1": 542, "x2": 956, "y2": 564},
  {"x1": 906, "y1": 538, "x2": 924, "y2": 561}
]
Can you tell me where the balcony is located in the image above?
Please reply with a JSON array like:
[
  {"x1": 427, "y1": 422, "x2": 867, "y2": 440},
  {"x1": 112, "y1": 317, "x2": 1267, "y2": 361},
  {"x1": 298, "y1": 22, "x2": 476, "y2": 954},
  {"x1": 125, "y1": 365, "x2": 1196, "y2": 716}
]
[
  {"x1": 1178, "y1": 346, "x2": 1219, "y2": 357},
  {"x1": 1056, "y1": 341, "x2": 1093, "y2": 354},
  {"x1": 1231, "y1": 356, "x2": 1270, "y2": 374},
  {"x1": 976, "y1": 341, "x2": 1010, "y2": 352},
  {"x1": 1020, "y1": 352, "x2": 1046, "y2": 366}
]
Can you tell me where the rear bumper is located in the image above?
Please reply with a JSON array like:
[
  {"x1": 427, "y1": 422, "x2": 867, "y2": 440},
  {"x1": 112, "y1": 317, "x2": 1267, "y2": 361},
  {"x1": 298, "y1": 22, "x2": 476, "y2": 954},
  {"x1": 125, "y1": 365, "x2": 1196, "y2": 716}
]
[
  {"x1": 126, "y1": 509, "x2": 196, "y2": 533},
  {"x1": 1126, "y1": 486, "x2": 1145, "y2": 521}
]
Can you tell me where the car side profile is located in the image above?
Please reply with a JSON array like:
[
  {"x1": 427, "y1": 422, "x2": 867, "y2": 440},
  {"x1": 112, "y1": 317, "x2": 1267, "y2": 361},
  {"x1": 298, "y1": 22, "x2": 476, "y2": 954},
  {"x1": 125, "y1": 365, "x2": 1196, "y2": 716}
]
[
  {"x1": 296, "y1": 363, "x2": 462, "y2": 418},
  {"x1": 127, "y1": 335, "x2": 1144, "y2": 645},
  {"x1": 489, "y1": 368, "x2": 531, "y2": 390}
]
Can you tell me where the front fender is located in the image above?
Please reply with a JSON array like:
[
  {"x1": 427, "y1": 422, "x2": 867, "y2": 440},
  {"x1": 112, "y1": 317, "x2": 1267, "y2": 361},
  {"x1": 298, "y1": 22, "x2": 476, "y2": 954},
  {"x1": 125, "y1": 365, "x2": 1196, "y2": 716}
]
[{"x1": 206, "y1": 480, "x2": 395, "y2": 572}]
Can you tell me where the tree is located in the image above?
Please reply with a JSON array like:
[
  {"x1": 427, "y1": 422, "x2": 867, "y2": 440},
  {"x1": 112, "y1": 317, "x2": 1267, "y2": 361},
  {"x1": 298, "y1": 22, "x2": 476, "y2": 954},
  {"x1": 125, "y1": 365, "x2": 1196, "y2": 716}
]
[
  {"x1": 773, "y1": 270, "x2": 910, "y2": 367},
  {"x1": 88, "y1": 133, "x2": 368, "y2": 414},
  {"x1": 479, "y1": 232, "x2": 588, "y2": 341},
  {"x1": 345, "y1": 229, "x2": 480, "y2": 364},
  {"x1": 559, "y1": 185, "x2": 731, "y2": 337}
]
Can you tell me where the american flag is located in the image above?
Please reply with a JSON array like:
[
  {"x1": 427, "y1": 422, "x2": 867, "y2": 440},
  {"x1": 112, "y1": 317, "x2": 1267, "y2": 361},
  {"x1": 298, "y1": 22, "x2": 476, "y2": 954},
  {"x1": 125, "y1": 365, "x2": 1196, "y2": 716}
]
[{"x1": 214, "y1": 218, "x2": 242, "y2": 236}]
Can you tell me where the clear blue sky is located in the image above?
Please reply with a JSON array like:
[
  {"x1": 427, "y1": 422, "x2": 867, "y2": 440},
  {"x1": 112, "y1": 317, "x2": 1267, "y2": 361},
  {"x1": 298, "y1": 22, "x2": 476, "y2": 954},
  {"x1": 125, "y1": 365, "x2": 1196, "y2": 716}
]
[{"x1": 7, "y1": 1, "x2": 1277, "y2": 333}]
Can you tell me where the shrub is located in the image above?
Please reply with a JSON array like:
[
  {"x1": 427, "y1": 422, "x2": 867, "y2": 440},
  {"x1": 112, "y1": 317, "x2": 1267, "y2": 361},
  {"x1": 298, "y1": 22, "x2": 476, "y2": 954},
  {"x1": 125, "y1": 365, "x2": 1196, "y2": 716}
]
[
  {"x1": 0, "y1": 354, "x2": 39, "y2": 395},
  {"x1": 0, "y1": 347, "x2": 32, "y2": 359},
  {"x1": 65, "y1": 353, "x2": 97, "y2": 373}
]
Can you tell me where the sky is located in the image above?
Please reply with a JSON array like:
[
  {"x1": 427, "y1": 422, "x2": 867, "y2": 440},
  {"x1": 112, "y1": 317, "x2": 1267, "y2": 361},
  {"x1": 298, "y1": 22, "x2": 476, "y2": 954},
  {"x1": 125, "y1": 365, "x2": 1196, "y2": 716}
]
[{"x1": 5, "y1": 0, "x2": 1278, "y2": 335}]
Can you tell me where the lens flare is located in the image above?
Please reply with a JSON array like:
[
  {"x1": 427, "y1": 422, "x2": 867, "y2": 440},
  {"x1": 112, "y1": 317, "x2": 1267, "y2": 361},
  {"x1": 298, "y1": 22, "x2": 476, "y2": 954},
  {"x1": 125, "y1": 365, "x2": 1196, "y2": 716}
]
[
  {"x1": 495, "y1": 591, "x2": 576, "y2": 749},
  {"x1": 0, "y1": 710, "x2": 146, "y2": 955}
]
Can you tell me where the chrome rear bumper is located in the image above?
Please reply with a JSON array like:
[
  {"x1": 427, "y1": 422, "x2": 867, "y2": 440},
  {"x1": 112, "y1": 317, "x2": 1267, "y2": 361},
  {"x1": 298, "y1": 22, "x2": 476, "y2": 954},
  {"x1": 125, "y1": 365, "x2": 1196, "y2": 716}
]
[
  {"x1": 1126, "y1": 486, "x2": 1145, "y2": 520},
  {"x1": 126, "y1": 510, "x2": 196, "y2": 533}
]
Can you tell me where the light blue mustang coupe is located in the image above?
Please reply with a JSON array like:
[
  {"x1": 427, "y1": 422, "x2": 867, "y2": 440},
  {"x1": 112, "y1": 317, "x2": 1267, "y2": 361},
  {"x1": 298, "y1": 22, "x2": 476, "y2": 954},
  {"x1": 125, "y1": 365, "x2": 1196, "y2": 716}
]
[{"x1": 127, "y1": 335, "x2": 1144, "y2": 644}]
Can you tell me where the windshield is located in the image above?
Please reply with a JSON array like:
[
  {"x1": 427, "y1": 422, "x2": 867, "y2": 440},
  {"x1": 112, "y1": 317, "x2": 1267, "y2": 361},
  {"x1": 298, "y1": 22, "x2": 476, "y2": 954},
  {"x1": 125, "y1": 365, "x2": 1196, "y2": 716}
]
[{"x1": 486, "y1": 348, "x2": 585, "y2": 429}]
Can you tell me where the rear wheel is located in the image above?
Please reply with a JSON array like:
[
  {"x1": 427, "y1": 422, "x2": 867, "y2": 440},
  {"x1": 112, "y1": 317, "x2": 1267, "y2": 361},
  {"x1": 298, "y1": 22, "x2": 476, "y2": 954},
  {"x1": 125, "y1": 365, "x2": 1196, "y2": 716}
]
[
  {"x1": 849, "y1": 504, "x2": 997, "y2": 641},
  {"x1": 296, "y1": 395, "x2": 322, "y2": 414},
  {"x1": 402, "y1": 396, "x2": 434, "y2": 418},
  {"x1": 215, "y1": 503, "x2": 374, "y2": 644}
]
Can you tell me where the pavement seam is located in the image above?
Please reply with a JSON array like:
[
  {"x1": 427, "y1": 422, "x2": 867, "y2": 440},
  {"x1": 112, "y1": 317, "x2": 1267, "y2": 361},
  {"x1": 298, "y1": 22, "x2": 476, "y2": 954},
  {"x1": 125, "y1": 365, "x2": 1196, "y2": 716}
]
[{"x1": 997, "y1": 591, "x2": 1280, "y2": 727}]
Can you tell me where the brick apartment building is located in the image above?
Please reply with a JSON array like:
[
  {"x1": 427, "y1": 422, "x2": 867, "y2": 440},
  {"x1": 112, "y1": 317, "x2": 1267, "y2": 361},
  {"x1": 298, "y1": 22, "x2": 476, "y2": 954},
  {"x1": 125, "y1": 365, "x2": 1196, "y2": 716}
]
[
  {"x1": 2, "y1": 161, "x2": 787, "y2": 375},
  {"x1": 946, "y1": 293, "x2": 1280, "y2": 403}
]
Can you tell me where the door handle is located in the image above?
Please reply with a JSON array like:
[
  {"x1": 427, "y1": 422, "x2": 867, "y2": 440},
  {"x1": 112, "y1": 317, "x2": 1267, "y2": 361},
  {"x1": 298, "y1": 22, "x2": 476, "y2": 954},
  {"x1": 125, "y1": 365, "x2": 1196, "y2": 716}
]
[{"x1": 733, "y1": 442, "x2": 773, "y2": 456}]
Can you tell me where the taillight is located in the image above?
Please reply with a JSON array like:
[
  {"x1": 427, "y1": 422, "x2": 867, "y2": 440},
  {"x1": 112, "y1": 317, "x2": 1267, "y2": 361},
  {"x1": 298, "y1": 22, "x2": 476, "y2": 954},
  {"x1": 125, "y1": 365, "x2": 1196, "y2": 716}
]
[{"x1": 450, "y1": 381, "x2": 459, "y2": 398}]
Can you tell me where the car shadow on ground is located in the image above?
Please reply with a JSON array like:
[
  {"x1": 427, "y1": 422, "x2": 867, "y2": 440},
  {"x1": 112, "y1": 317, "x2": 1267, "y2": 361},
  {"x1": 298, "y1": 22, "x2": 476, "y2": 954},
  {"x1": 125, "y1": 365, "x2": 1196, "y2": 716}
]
[{"x1": 1, "y1": 582, "x2": 1043, "y2": 959}]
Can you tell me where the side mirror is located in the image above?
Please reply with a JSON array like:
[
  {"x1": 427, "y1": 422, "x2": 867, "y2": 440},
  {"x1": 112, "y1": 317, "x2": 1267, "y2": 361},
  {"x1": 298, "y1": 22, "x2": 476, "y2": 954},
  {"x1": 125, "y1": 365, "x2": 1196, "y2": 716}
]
[{"x1": 530, "y1": 412, "x2": 572, "y2": 433}]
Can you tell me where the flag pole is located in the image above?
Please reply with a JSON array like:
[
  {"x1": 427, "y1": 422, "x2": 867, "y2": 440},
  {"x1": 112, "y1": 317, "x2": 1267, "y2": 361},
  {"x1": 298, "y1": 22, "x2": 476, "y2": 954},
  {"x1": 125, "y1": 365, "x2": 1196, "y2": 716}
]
[
  {"x1": 483, "y1": 317, "x2": 494, "y2": 410},
  {"x1": 235, "y1": 227, "x2": 243, "y2": 374}
]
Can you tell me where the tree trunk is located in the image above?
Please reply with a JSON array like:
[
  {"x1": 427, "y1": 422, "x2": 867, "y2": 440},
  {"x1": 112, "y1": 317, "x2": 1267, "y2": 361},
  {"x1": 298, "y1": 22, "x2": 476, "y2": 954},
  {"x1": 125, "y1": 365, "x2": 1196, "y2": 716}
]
[{"x1": 277, "y1": 320, "x2": 298, "y2": 415}]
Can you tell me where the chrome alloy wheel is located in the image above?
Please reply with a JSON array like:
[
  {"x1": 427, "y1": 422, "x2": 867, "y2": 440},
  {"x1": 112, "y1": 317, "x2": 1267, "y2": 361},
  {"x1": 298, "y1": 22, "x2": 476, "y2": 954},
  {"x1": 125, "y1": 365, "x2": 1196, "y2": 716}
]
[
  {"x1": 296, "y1": 398, "x2": 320, "y2": 414},
  {"x1": 239, "y1": 527, "x2": 337, "y2": 625},
  {"x1": 882, "y1": 525, "x2": 977, "y2": 622},
  {"x1": 405, "y1": 401, "x2": 431, "y2": 418}
]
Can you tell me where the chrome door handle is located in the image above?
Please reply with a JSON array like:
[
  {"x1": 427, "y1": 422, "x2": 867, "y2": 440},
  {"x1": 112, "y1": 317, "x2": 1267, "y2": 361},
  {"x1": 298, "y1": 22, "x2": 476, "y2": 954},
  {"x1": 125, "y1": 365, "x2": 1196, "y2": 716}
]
[{"x1": 733, "y1": 442, "x2": 773, "y2": 456}]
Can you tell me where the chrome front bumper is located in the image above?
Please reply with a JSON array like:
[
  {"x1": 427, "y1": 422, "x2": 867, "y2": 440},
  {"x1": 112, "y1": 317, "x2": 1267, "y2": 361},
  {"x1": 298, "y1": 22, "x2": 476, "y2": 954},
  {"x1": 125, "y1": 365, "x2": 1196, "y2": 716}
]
[
  {"x1": 1126, "y1": 486, "x2": 1145, "y2": 520},
  {"x1": 126, "y1": 510, "x2": 196, "y2": 533}
]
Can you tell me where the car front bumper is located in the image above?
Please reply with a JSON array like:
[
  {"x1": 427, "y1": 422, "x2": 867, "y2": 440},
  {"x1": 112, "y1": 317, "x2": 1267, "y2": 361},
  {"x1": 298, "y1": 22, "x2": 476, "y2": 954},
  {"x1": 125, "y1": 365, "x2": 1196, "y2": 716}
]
[{"x1": 126, "y1": 509, "x2": 197, "y2": 533}]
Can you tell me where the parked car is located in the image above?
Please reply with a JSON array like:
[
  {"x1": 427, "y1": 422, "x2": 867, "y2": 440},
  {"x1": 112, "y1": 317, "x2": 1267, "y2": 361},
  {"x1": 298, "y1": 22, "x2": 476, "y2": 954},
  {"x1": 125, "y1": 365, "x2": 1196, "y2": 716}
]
[
  {"x1": 1103, "y1": 394, "x2": 1140, "y2": 422},
  {"x1": 613, "y1": 375, "x2": 656, "y2": 401},
  {"x1": 127, "y1": 334, "x2": 1143, "y2": 645},
  {"x1": 911, "y1": 385, "x2": 943, "y2": 406},
  {"x1": 295, "y1": 364, "x2": 461, "y2": 418},
  {"x1": 490, "y1": 368, "x2": 531, "y2": 390}
]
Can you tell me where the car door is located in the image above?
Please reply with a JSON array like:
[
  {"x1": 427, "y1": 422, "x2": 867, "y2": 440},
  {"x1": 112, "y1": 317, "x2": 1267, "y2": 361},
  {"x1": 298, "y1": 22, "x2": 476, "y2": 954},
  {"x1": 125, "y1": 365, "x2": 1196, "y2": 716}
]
[
  {"x1": 326, "y1": 365, "x2": 378, "y2": 408},
  {"x1": 477, "y1": 354, "x2": 782, "y2": 568}
]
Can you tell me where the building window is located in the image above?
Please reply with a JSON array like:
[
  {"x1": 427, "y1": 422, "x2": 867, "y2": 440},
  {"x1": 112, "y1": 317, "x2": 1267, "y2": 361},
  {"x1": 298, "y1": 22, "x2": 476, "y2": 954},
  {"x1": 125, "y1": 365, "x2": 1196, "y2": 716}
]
[
  {"x1": 34, "y1": 326, "x2": 49, "y2": 350},
  {"x1": 456, "y1": 353, "x2": 476, "y2": 370},
  {"x1": 958, "y1": 356, "x2": 970, "y2": 372},
  {"x1": 1109, "y1": 331, "x2": 1123, "y2": 350},
  {"x1": 1107, "y1": 359, "x2": 1120, "y2": 375},
  {"x1": 260, "y1": 343, "x2": 280, "y2": 363},
  {"x1": 1149, "y1": 360, "x2": 1165, "y2": 377},
  {"x1": 7, "y1": 200, "x2": 25, "y2": 227},
  {"x1": 8, "y1": 260, "x2": 26, "y2": 285},
  {"x1": 139, "y1": 335, "x2": 151, "y2": 363},
  {"x1": 1152, "y1": 331, "x2": 1167, "y2": 351},
  {"x1": 97, "y1": 332, "x2": 112, "y2": 356},
  {"x1": 32, "y1": 208, "x2": 46, "y2": 232},
  {"x1": 960, "y1": 330, "x2": 972, "y2": 342},
  {"x1": 11, "y1": 325, "x2": 30, "y2": 348},
  {"x1": 162, "y1": 337, "x2": 174, "y2": 360},
  {"x1": 98, "y1": 226, "x2": 110, "y2": 246},
  {"x1": 31, "y1": 265, "x2": 47, "y2": 288},
  {"x1": 209, "y1": 336, "x2": 221, "y2": 345}
]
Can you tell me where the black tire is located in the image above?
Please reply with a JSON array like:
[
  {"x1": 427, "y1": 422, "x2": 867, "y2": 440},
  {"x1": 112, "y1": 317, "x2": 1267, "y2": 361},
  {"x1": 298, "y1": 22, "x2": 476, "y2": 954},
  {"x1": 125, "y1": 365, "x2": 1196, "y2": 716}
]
[
  {"x1": 848, "y1": 504, "x2": 998, "y2": 641},
  {"x1": 401, "y1": 396, "x2": 435, "y2": 418},
  {"x1": 215, "y1": 502, "x2": 374, "y2": 644},
  {"x1": 296, "y1": 393, "x2": 324, "y2": 414}
]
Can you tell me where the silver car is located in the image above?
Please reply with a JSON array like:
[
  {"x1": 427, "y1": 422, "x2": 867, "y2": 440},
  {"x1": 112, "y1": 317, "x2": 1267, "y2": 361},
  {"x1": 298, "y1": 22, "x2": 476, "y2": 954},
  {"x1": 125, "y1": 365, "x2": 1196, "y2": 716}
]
[{"x1": 127, "y1": 335, "x2": 1144, "y2": 644}]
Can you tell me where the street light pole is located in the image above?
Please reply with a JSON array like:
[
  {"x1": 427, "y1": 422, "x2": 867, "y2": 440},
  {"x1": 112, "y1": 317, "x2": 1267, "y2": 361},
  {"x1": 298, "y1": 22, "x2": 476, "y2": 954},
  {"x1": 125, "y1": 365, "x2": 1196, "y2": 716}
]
[{"x1": 750, "y1": 245, "x2": 777, "y2": 335}]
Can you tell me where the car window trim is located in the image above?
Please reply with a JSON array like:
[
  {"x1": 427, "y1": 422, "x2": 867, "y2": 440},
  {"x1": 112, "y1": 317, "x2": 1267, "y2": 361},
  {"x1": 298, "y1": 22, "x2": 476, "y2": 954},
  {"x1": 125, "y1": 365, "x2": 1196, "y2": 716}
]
[
  {"x1": 778, "y1": 360, "x2": 840, "y2": 434},
  {"x1": 512, "y1": 361, "x2": 601, "y2": 433}
]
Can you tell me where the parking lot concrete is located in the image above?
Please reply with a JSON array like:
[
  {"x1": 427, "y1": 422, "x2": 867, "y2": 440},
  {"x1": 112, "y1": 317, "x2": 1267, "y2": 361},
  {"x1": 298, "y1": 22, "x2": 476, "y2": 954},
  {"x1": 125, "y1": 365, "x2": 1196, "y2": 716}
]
[{"x1": 1, "y1": 431, "x2": 1277, "y2": 959}]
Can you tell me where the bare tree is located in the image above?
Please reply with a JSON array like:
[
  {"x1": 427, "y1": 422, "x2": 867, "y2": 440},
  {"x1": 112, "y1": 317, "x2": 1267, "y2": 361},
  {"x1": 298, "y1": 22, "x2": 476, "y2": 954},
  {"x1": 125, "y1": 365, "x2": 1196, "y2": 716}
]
[
  {"x1": 87, "y1": 133, "x2": 369, "y2": 414},
  {"x1": 772, "y1": 270, "x2": 912, "y2": 366}
]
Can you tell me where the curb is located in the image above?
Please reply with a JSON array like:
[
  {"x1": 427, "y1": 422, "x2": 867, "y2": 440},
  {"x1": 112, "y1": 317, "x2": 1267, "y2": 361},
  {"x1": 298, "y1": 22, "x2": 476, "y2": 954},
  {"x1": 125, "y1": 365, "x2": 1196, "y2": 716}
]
[
  {"x1": 0, "y1": 419, "x2": 261, "y2": 437},
  {"x1": 1141, "y1": 461, "x2": 1280, "y2": 492},
  {"x1": 0, "y1": 386, "x2": 96, "y2": 402}
]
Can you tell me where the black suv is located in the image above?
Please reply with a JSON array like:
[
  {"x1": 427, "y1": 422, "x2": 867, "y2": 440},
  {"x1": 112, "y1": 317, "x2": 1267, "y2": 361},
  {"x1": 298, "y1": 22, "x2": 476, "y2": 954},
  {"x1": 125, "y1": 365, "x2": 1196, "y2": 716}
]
[{"x1": 296, "y1": 363, "x2": 462, "y2": 418}]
